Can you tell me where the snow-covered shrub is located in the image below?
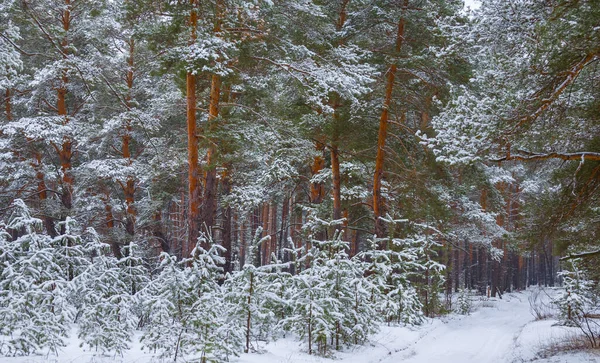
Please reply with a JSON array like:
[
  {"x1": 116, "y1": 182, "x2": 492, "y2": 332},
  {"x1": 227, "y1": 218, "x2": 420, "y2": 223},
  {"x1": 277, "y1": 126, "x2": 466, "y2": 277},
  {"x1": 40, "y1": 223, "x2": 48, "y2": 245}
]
[
  {"x1": 360, "y1": 217, "x2": 446, "y2": 323},
  {"x1": 554, "y1": 263, "x2": 600, "y2": 348},
  {"x1": 282, "y1": 230, "x2": 378, "y2": 356},
  {"x1": 224, "y1": 233, "x2": 290, "y2": 353},
  {"x1": 527, "y1": 287, "x2": 553, "y2": 320},
  {"x1": 72, "y1": 255, "x2": 137, "y2": 355},
  {"x1": 140, "y1": 237, "x2": 243, "y2": 362},
  {"x1": 0, "y1": 200, "x2": 73, "y2": 356},
  {"x1": 69, "y1": 238, "x2": 149, "y2": 355},
  {"x1": 456, "y1": 289, "x2": 472, "y2": 315}
]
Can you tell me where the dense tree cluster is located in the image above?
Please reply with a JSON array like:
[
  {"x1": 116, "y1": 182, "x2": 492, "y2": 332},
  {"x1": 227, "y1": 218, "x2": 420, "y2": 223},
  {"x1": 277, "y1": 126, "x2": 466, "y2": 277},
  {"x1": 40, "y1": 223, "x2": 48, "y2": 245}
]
[{"x1": 1, "y1": 0, "x2": 599, "y2": 358}]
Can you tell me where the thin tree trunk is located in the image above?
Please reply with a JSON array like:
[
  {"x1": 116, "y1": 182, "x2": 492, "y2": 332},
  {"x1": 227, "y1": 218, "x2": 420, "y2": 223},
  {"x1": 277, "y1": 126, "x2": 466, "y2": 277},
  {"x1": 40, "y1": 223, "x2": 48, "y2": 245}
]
[
  {"x1": 222, "y1": 176, "x2": 233, "y2": 273},
  {"x1": 330, "y1": 0, "x2": 349, "y2": 225},
  {"x1": 280, "y1": 196, "x2": 289, "y2": 262},
  {"x1": 310, "y1": 142, "x2": 326, "y2": 203},
  {"x1": 153, "y1": 210, "x2": 169, "y2": 253},
  {"x1": 270, "y1": 201, "x2": 277, "y2": 263},
  {"x1": 187, "y1": 0, "x2": 201, "y2": 256},
  {"x1": 373, "y1": 2, "x2": 407, "y2": 239},
  {"x1": 261, "y1": 202, "x2": 270, "y2": 266},
  {"x1": 4, "y1": 88, "x2": 11, "y2": 121},
  {"x1": 122, "y1": 37, "x2": 136, "y2": 237},
  {"x1": 105, "y1": 191, "x2": 123, "y2": 259}
]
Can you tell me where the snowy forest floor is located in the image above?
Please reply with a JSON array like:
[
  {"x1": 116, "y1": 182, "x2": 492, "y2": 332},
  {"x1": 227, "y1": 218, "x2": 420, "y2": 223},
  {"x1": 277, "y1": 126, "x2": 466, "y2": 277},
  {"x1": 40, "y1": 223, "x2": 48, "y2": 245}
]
[{"x1": 2, "y1": 288, "x2": 599, "y2": 363}]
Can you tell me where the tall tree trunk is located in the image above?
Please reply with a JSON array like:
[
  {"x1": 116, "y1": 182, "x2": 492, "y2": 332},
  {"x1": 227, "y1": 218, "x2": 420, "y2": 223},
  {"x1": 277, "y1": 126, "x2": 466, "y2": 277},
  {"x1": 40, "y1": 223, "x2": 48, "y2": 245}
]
[
  {"x1": 57, "y1": 0, "x2": 74, "y2": 219},
  {"x1": 153, "y1": 210, "x2": 169, "y2": 253},
  {"x1": 122, "y1": 37, "x2": 136, "y2": 237},
  {"x1": 373, "y1": 2, "x2": 407, "y2": 239},
  {"x1": 103, "y1": 190, "x2": 122, "y2": 258},
  {"x1": 239, "y1": 213, "x2": 246, "y2": 268},
  {"x1": 330, "y1": 0, "x2": 350, "y2": 225},
  {"x1": 187, "y1": 0, "x2": 201, "y2": 256},
  {"x1": 270, "y1": 201, "x2": 277, "y2": 263},
  {"x1": 280, "y1": 196, "x2": 290, "y2": 262},
  {"x1": 261, "y1": 202, "x2": 270, "y2": 266},
  {"x1": 331, "y1": 105, "x2": 342, "y2": 222},
  {"x1": 200, "y1": 0, "x2": 223, "y2": 241}
]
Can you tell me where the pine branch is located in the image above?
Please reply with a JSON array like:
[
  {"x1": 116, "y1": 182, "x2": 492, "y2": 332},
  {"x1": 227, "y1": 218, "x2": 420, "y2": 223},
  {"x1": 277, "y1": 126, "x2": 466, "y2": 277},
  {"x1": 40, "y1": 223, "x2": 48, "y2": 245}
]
[
  {"x1": 560, "y1": 249, "x2": 600, "y2": 260},
  {"x1": 512, "y1": 52, "x2": 599, "y2": 131},
  {"x1": 491, "y1": 151, "x2": 600, "y2": 163}
]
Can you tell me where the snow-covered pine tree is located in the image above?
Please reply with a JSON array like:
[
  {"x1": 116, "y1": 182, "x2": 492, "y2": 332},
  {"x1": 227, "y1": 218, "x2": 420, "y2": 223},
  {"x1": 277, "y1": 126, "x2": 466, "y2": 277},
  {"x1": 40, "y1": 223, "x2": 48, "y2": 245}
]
[
  {"x1": 70, "y1": 239, "x2": 147, "y2": 355},
  {"x1": 360, "y1": 217, "x2": 448, "y2": 323},
  {"x1": 283, "y1": 227, "x2": 378, "y2": 355},
  {"x1": 138, "y1": 253, "x2": 187, "y2": 359},
  {"x1": 140, "y1": 235, "x2": 243, "y2": 362},
  {"x1": 554, "y1": 261, "x2": 600, "y2": 347},
  {"x1": 359, "y1": 237, "x2": 424, "y2": 326},
  {"x1": 224, "y1": 232, "x2": 290, "y2": 353},
  {"x1": 72, "y1": 254, "x2": 135, "y2": 355},
  {"x1": 0, "y1": 200, "x2": 73, "y2": 356}
]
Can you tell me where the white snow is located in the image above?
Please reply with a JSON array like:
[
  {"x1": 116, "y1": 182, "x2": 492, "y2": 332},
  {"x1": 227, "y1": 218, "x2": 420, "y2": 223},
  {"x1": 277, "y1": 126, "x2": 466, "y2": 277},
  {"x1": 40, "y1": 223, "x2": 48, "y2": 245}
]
[{"x1": 1, "y1": 289, "x2": 598, "y2": 363}]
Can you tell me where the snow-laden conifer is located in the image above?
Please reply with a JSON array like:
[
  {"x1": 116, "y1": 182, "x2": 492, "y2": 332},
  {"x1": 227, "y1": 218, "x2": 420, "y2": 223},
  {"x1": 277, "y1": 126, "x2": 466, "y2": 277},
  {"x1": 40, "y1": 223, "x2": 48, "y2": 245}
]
[
  {"x1": 0, "y1": 200, "x2": 73, "y2": 356},
  {"x1": 140, "y1": 235, "x2": 243, "y2": 362}
]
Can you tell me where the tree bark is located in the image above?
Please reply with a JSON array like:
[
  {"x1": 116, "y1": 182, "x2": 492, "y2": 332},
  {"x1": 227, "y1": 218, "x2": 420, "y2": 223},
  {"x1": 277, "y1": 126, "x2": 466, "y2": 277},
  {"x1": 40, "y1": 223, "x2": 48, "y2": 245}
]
[
  {"x1": 57, "y1": 0, "x2": 74, "y2": 217},
  {"x1": 222, "y1": 175, "x2": 233, "y2": 273},
  {"x1": 261, "y1": 202, "x2": 270, "y2": 266},
  {"x1": 330, "y1": 0, "x2": 350, "y2": 224},
  {"x1": 199, "y1": 0, "x2": 224, "y2": 242},
  {"x1": 270, "y1": 201, "x2": 277, "y2": 263},
  {"x1": 122, "y1": 37, "x2": 136, "y2": 237},
  {"x1": 373, "y1": 2, "x2": 407, "y2": 239},
  {"x1": 187, "y1": 0, "x2": 201, "y2": 256},
  {"x1": 310, "y1": 142, "x2": 326, "y2": 203}
]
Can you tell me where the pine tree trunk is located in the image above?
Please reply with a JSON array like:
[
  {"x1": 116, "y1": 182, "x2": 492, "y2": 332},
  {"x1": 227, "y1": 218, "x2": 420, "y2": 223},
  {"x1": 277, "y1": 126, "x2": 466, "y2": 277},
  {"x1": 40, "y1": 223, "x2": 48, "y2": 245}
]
[
  {"x1": 222, "y1": 176, "x2": 233, "y2": 273},
  {"x1": 310, "y1": 142, "x2": 326, "y2": 203},
  {"x1": 330, "y1": 0, "x2": 349, "y2": 225},
  {"x1": 187, "y1": 0, "x2": 201, "y2": 256},
  {"x1": 331, "y1": 143, "x2": 342, "y2": 222},
  {"x1": 373, "y1": 3, "x2": 407, "y2": 239},
  {"x1": 270, "y1": 202, "x2": 277, "y2": 263},
  {"x1": 261, "y1": 202, "x2": 270, "y2": 266},
  {"x1": 200, "y1": 0, "x2": 224, "y2": 240},
  {"x1": 280, "y1": 196, "x2": 289, "y2": 262},
  {"x1": 57, "y1": 0, "x2": 73, "y2": 219},
  {"x1": 122, "y1": 37, "x2": 136, "y2": 237},
  {"x1": 153, "y1": 210, "x2": 169, "y2": 253}
]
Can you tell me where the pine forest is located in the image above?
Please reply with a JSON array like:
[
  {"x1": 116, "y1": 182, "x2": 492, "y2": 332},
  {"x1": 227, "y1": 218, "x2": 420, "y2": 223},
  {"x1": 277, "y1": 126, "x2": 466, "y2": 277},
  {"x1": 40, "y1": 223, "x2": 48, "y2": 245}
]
[{"x1": 0, "y1": 0, "x2": 599, "y2": 362}]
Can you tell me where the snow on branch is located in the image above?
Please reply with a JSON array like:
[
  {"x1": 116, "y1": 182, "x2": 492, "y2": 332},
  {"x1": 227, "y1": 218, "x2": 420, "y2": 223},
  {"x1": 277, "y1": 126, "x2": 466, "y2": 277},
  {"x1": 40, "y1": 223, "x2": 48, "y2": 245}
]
[
  {"x1": 512, "y1": 52, "x2": 599, "y2": 131},
  {"x1": 491, "y1": 151, "x2": 600, "y2": 163},
  {"x1": 560, "y1": 249, "x2": 600, "y2": 261}
]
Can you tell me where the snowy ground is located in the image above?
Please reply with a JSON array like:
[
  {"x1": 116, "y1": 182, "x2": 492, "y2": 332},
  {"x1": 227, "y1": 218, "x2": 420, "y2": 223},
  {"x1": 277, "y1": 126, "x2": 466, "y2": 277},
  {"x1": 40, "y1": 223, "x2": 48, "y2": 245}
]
[{"x1": 2, "y1": 288, "x2": 598, "y2": 363}]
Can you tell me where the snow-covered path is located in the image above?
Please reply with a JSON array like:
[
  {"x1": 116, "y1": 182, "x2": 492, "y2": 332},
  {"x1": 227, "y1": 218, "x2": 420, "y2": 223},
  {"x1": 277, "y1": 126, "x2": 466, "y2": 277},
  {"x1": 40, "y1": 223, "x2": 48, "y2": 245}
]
[{"x1": 380, "y1": 293, "x2": 532, "y2": 363}]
